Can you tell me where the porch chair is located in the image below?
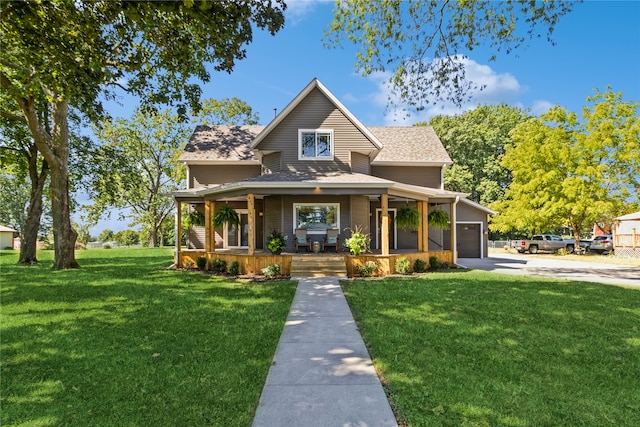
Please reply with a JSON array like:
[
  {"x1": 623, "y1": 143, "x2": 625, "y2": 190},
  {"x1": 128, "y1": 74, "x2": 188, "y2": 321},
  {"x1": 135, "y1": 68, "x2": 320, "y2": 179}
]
[
  {"x1": 294, "y1": 229, "x2": 310, "y2": 252},
  {"x1": 323, "y1": 229, "x2": 340, "y2": 253}
]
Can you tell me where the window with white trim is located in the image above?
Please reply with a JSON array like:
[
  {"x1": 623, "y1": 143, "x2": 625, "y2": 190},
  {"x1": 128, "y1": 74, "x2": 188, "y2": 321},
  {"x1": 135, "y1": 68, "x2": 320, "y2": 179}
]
[
  {"x1": 293, "y1": 203, "x2": 339, "y2": 234},
  {"x1": 298, "y1": 129, "x2": 334, "y2": 160}
]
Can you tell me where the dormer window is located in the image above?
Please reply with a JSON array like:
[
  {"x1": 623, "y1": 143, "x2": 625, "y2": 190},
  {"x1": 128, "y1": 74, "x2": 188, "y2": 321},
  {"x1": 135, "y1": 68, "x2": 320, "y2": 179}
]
[{"x1": 298, "y1": 129, "x2": 334, "y2": 160}]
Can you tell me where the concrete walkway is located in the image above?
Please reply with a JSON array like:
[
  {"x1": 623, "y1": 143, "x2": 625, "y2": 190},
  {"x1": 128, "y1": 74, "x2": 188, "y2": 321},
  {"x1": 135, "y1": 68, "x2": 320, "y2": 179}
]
[{"x1": 252, "y1": 276, "x2": 398, "y2": 427}]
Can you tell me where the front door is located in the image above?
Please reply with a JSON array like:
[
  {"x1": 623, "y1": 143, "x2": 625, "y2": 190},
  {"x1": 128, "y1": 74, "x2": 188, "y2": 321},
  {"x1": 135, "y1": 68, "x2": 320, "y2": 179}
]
[
  {"x1": 225, "y1": 209, "x2": 249, "y2": 248},
  {"x1": 375, "y1": 208, "x2": 397, "y2": 250}
]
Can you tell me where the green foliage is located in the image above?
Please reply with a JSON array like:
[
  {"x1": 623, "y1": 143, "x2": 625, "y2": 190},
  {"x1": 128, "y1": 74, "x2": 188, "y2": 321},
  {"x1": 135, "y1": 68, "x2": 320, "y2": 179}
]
[
  {"x1": 395, "y1": 257, "x2": 411, "y2": 275},
  {"x1": 429, "y1": 105, "x2": 531, "y2": 205},
  {"x1": 1, "y1": 0, "x2": 285, "y2": 267},
  {"x1": 113, "y1": 229, "x2": 140, "y2": 246},
  {"x1": 326, "y1": 1, "x2": 576, "y2": 110},
  {"x1": 196, "y1": 256, "x2": 207, "y2": 271},
  {"x1": 185, "y1": 210, "x2": 205, "y2": 228},
  {"x1": 429, "y1": 256, "x2": 441, "y2": 270},
  {"x1": 266, "y1": 229, "x2": 287, "y2": 254},
  {"x1": 229, "y1": 261, "x2": 240, "y2": 276},
  {"x1": 491, "y1": 88, "x2": 639, "y2": 243},
  {"x1": 213, "y1": 205, "x2": 240, "y2": 228},
  {"x1": 261, "y1": 263, "x2": 281, "y2": 278},
  {"x1": 211, "y1": 258, "x2": 227, "y2": 274},
  {"x1": 343, "y1": 226, "x2": 371, "y2": 256},
  {"x1": 356, "y1": 261, "x2": 378, "y2": 277},
  {"x1": 396, "y1": 206, "x2": 420, "y2": 231},
  {"x1": 413, "y1": 258, "x2": 428, "y2": 273},
  {"x1": 196, "y1": 98, "x2": 260, "y2": 126},
  {"x1": 98, "y1": 229, "x2": 114, "y2": 242},
  {"x1": 427, "y1": 209, "x2": 450, "y2": 229}
]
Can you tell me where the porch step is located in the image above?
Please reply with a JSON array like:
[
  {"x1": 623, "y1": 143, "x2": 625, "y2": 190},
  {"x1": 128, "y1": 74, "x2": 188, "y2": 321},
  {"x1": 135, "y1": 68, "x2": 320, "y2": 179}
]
[{"x1": 289, "y1": 255, "x2": 347, "y2": 277}]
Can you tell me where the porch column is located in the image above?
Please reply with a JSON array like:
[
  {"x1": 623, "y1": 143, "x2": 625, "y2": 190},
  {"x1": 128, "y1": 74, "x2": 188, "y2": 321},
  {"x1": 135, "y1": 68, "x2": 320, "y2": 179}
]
[
  {"x1": 450, "y1": 197, "x2": 459, "y2": 264},
  {"x1": 248, "y1": 193, "x2": 255, "y2": 256},
  {"x1": 381, "y1": 194, "x2": 389, "y2": 256},
  {"x1": 204, "y1": 200, "x2": 215, "y2": 253},
  {"x1": 418, "y1": 200, "x2": 429, "y2": 252},
  {"x1": 175, "y1": 200, "x2": 182, "y2": 266}
]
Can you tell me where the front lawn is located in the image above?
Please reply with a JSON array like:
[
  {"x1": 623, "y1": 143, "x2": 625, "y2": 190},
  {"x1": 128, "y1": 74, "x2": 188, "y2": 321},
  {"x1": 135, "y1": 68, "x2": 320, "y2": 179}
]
[
  {"x1": 342, "y1": 271, "x2": 640, "y2": 426},
  {"x1": 1, "y1": 248, "x2": 297, "y2": 426}
]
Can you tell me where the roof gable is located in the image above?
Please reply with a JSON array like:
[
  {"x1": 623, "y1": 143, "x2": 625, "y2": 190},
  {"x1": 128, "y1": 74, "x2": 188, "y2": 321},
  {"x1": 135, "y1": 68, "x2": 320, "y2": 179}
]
[
  {"x1": 179, "y1": 125, "x2": 263, "y2": 163},
  {"x1": 370, "y1": 126, "x2": 452, "y2": 165},
  {"x1": 251, "y1": 78, "x2": 383, "y2": 150}
]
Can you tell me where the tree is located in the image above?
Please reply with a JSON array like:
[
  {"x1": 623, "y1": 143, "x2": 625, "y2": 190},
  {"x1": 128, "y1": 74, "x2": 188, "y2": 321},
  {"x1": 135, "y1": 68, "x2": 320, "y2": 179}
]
[
  {"x1": 326, "y1": 1, "x2": 577, "y2": 111},
  {"x1": 0, "y1": 95, "x2": 49, "y2": 264},
  {"x1": 89, "y1": 108, "x2": 188, "y2": 247},
  {"x1": 428, "y1": 105, "x2": 530, "y2": 206},
  {"x1": 490, "y1": 88, "x2": 639, "y2": 244},
  {"x1": 87, "y1": 97, "x2": 257, "y2": 247},
  {"x1": 0, "y1": 0, "x2": 285, "y2": 269}
]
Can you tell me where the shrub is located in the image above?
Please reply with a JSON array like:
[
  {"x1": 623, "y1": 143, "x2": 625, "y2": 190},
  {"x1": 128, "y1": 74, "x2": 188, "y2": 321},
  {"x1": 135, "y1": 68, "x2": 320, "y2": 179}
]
[
  {"x1": 211, "y1": 258, "x2": 227, "y2": 274},
  {"x1": 102, "y1": 243, "x2": 112, "y2": 249},
  {"x1": 429, "y1": 256, "x2": 441, "y2": 269},
  {"x1": 229, "y1": 261, "x2": 240, "y2": 276},
  {"x1": 196, "y1": 256, "x2": 207, "y2": 271},
  {"x1": 395, "y1": 257, "x2": 411, "y2": 275},
  {"x1": 261, "y1": 263, "x2": 281, "y2": 278},
  {"x1": 414, "y1": 258, "x2": 428, "y2": 273},
  {"x1": 343, "y1": 226, "x2": 370, "y2": 256},
  {"x1": 356, "y1": 260, "x2": 378, "y2": 277}
]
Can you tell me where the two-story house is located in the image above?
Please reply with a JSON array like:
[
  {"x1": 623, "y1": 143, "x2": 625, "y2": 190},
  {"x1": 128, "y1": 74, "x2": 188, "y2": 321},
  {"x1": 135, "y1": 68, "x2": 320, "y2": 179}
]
[{"x1": 171, "y1": 78, "x2": 494, "y2": 273}]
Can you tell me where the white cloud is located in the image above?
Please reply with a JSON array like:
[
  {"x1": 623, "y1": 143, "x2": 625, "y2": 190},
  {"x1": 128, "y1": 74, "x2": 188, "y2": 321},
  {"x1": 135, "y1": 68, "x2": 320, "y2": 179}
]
[
  {"x1": 367, "y1": 57, "x2": 525, "y2": 124},
  {"x1": 531, "y1": 99, "x2": 555, "y2": 116},
  {"x1": 285, "y1": 0, "x2": 329, "y2": 25}
]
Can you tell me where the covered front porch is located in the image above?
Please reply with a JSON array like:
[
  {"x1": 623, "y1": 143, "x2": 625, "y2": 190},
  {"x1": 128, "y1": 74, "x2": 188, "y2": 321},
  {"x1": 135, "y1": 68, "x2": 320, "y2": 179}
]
[{"x1": 171, "y1": 172, "x2": 465, "y2": 276}]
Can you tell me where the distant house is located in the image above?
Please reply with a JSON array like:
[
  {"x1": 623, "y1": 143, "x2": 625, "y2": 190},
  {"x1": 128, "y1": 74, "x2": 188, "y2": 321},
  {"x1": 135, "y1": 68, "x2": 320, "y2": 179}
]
[
  {"x1": 0, "y1": 225, "x2": 17, "y2": 249},
  {"x1": 613, "y1": 212, "x2": 640, "y2": 258},
  {"x1": 170, "y1": 79, "x2": 495, "y2": 271}
]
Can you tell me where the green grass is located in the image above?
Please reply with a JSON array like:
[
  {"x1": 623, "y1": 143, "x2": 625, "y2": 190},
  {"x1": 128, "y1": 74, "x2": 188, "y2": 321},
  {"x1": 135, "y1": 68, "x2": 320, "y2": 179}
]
[
  {"x1": 342, "y1": 271, "x2": 640, "y2": 426},
  {"x1": 1, "y1": 248, "x2": 297, "y2": 427}
]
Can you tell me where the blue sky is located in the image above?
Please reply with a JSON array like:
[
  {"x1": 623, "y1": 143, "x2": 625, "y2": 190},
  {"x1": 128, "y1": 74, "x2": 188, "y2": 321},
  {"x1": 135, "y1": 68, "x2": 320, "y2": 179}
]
[
  {"x1": 91, "y1": 0, "x2": 640, "y2": 234},
  {"x1": 183, "y1": 0, "x2": 640, "y2": 126}
]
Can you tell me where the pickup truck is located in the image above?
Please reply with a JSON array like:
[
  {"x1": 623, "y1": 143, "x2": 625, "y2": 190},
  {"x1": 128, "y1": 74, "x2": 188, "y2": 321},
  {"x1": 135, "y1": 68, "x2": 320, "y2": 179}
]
[{"x1": 511, "y1": 234, "x2": 575, "y2": 254}]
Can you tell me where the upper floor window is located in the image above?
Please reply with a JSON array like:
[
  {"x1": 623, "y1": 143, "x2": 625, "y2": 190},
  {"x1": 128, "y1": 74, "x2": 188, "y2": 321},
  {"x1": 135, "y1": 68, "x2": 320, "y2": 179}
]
[{"x1": 298, "y1": 129, "x2": 334, "y2": 160}]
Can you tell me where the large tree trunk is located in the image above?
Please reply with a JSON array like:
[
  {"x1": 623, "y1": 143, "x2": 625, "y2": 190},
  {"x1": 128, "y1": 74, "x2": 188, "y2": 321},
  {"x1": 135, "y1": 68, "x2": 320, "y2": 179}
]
[
  {"x1": 48, "y1": 100, "x2": 79, "y2": 269},
  {"x1": 19, "y1": 150, "x2": 48, "y2": 264}
]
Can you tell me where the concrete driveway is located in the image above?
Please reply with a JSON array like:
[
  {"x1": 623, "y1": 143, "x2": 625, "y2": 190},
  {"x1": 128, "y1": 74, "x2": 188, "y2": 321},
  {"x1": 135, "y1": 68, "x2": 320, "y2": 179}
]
[{"x1": 458, "y1": 253, "x2": 640, "y2": 289}]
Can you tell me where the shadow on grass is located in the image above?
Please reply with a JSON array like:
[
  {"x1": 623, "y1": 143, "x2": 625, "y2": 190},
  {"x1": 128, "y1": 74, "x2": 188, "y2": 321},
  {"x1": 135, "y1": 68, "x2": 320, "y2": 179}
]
[
  {"x1": 1, "y1": 249, "x2": 297, "y2": 426},
  {"x1": 342, "y1": 272, "x2": 640, "y2": 426}
]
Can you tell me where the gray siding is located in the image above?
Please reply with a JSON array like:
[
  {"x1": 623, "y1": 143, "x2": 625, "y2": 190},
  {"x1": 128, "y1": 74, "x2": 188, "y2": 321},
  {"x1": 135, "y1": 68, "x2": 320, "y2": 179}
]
[
  {"x1": 371, "y1": 165, "x2": 442, "y2": 188},
  {"x1": 255, "y1": 88, "x2": 378, "y2": 174},
  {"x1": 190, "y1": 164, "x2": 261, "y2": 188},
  {"x1": 262, "y1": 152, "x2": 282, "y2": 174},
  {"x1": 350, "y1": 152, "x2": 370, "y2": 174},
  {"x1": 350, "y1": 195, "x2": 370, "y2": 233}
]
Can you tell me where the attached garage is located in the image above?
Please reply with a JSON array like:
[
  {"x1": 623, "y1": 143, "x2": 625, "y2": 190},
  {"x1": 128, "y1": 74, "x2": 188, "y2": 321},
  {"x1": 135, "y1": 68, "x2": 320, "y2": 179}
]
[{"x1": 457, "y1": 223, "x2": 481, "y2": 258}]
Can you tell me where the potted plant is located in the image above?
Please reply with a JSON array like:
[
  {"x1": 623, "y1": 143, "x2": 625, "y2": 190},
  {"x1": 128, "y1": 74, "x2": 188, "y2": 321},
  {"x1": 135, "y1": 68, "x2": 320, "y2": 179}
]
[
  {"x1": 396, "y1": 205, "x2": 420, "y2": 231},
  {"x1": 343, "y1": 226, "x2": 371, "y2": 256},
  {"x1": 428, "y1": 208, "x2": 450, "y2": 229},
  {"x1": 266, "y1": 229, "x2": 287, "y2": 254},
  {"x1": 213, "y1": 204, "x2": 240, "y2": 228}
]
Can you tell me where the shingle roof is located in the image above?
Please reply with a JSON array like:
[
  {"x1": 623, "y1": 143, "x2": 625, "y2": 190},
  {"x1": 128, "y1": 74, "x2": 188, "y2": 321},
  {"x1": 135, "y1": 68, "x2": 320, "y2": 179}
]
[
  {"x1": 242, "y1": 170, "x2": 393, "y2": 184},
  {"x1": 178, "y1": 125, "x2": 264, "y2": 162},
  {"x1": 180, "y1": 125, "x2": 451, "y2": 164},
  {"x1": 369, "y1": 126, "x2": 452, "y2": 164}
]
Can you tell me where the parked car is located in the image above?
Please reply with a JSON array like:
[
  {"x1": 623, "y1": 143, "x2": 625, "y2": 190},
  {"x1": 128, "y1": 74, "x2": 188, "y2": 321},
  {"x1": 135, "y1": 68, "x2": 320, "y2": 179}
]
[
  {"x1": 511, "y1": 234, "x2": 575, "y2": 254},
  {"x1": 590, "y1": 235, "x2": 613, "y2": 254}
]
